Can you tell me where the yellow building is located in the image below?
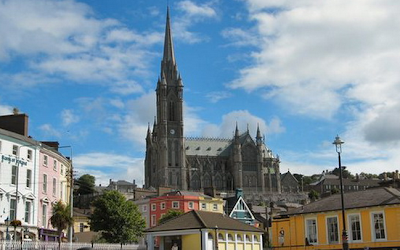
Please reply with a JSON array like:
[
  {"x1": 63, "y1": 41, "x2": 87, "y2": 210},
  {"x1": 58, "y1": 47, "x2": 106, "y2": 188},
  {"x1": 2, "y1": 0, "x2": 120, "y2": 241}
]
[
  {"x1": 145, "y1": 210, "x2": 264, "y2": 250},
  {"x1": 198, "y1": 195, "x2": 224, "y2": 214},
  {"x1": 271, "y1": 187, "x2": 400, "y2": 249}
]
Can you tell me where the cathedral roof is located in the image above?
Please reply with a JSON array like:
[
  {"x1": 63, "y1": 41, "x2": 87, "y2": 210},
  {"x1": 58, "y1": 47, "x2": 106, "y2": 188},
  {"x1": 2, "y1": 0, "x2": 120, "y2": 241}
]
[{"x1": 185, "y1": 137, "x2": 233, "y2": 157}]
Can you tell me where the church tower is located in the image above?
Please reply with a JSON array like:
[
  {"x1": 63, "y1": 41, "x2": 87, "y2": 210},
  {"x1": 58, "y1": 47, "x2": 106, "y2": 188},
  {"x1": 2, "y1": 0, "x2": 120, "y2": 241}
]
[{"x1": 145, "y1": 8, "x2": 186, "y2": 190}]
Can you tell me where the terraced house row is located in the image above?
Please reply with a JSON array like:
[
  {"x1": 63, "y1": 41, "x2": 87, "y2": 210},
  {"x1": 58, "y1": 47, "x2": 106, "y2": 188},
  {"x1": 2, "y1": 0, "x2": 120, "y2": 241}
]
[{"x1": 0, "y1": 113, "x2": 72, "y2": 241}]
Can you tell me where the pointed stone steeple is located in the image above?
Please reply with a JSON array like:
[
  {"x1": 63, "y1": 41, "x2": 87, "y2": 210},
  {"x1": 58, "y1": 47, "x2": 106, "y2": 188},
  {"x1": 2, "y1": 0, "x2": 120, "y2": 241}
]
[
  {"x1": 256, "y1": 123, "x2": 262, "y2": 145},
  {"x1": 163, "y1": 7, "x2": 175, "y2": 65}
]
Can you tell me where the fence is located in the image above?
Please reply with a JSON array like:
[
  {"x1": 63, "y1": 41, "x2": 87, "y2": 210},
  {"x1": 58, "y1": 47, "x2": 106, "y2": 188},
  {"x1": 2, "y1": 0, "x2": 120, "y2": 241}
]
[{"x1": 0, "y1": 240, "x2": 144, "y2": 250}]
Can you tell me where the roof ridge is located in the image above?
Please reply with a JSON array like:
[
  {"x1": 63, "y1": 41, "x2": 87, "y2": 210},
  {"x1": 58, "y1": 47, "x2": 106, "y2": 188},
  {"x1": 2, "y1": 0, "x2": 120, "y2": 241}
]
[{"x1": 193, "y1": 210, "x2": 208, "y2": 227}]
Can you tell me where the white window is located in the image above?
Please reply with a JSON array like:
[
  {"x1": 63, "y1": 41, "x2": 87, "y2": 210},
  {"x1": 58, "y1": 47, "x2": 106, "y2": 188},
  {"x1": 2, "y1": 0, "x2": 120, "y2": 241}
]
[
  {"x1": 142, "y1": 205, "x2": 147, "y2": 212},
  {"x1": 53, "y1": 178, "x2": 57, "y2": 196},
  {"x1": 151, "y1": 215, "x2": 156, "y2": 226},
  {"x1": 213, "y1": 204, "x2": 218, "y2": 211},
  {"x1": 10, "y1": 199, "x2": 16, "y2": 221},
  {"x1": 43, "y1": 174, "x2": 47, "y2": 193},
  {"x1": 11, "y1": 165, "x2": 17, "y2": 185},
  {"x1": 61, "y1": 164, "x2": 64, "y2": 175},
  {"x1": 53, "y1": 160, "x2": 57, "y2": 171},
  {"x1": 372, "y1": 212, "x2": 386, "y2": 240},
  {"x1": 326, "y1": 217, "x2": 339, "y2": 244},
  {"x1": 42, "y1": 204, "x2": 47, "y2": 227},
  {"x1": 201, "y1": 203, "x2": 207, "y2": 210},
  {"x1": 349, "y1": 214, "x2": 362, "y2": 241},
  {"x1": 43, "y1": 155, "x2": 48, "y2": 166},
  {"x1": 172, "y1": 201, "x2": 179, "y2": 209},
  {"x1": 26, "y1": 169, "x2": 32, "y2": 188},
  {"x1": 161, "y1": 202, "x2": 166, "y2": 210},
  {"x1": 188, "y1": 202, "x2": 194, "y2": 210},
  {"x1": 151, "y1": 203, "x2": 156, "y2": 211},
  {"x1": 12, "y1": 145, "x2": 18, "y2": 155},
  {"x1": 25, "y1": 201, "x2": 31, "y2": 223},
  {"x1": 306, "y1": 218, "x2": 318, "y2": 244},
  {"x1": 27, "y1": 149, "x2": 32, "y2": 160}
]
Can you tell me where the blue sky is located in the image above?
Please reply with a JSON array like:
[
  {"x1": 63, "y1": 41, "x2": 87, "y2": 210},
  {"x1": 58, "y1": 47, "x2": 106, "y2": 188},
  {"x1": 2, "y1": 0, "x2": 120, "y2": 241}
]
[{"x1": 1, "y1": 0, "x2": 400, "y2": 185}]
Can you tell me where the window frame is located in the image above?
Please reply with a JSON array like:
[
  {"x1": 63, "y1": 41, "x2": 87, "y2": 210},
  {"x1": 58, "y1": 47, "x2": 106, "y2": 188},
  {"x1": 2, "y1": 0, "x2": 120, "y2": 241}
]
[
  {"x1": 25, "y1": 201, "x2": 31, "y2": 223},
  {"x1": 326, "y1": 216, "x2": 339, "y2": 244},
  {"x1": 11, "y1": 165, "x2": 17, "y2": 185},
  {"x1": 52, "y1": 178, "x2": 57, "y2": 196},
  {"x1": 188, "y1": 201, "x2": 194, "y2": 210},
  {"x1": 43, "y1": 174, "x2": 47, "y2": 193},
  {"x1": 27, "y1": 149, "x2": 33, "y2": 160},
  {"x1": 42, "y1": 204, "x2": 47, "y2": 228},
  {"x1": 305, "y1": 217, "x2": 318, "y2": 244},
  {"x1": 43, "y1": 155, "x2": 48, "y2": 166},
  {"x1": 348, "y1": 213, "x2": 362, "y2": 242},
  {"x1": 172, "y1": 201, "x2": 179, "y2": 209},
  {"x1": 201, "y1": 203, "x2": 206, "y2": 210},
  {"x1": 371, "y1": 211, "x2": 386, "y2": 241},
  {"x1": 213, "y1": 204, "x2": 218, "y2": 211},
  {"x1": 151, "y1": 203, "x2": 156, "y2": 211},
  {"x1": 10, "y1": 198, "x2": 16, "y2": 221},
  {"x1": 53, "y1": 159, "x2": 57, "y2": 171},
  {"x1": 26, "y1": 169, "x2": 32, "y2": 188},
  {"x1": 161, "y1": 202, "x2": 166, "y2": 210},
  {"x1": 12, "y1": 145, "x2": 18, "y2": 155}
]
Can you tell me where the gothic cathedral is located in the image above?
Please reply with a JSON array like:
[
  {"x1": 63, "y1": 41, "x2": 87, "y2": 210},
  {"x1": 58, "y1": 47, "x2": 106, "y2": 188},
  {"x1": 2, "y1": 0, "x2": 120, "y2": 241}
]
[{"x1": 144, "y1": 9, "x2": 282, "y2": 194}]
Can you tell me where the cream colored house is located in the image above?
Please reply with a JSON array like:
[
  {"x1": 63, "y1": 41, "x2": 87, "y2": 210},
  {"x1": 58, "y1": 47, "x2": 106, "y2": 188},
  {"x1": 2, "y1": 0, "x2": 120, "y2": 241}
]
[{"x1": 145, "y1": 210, "x2": 263, "y2": 250}]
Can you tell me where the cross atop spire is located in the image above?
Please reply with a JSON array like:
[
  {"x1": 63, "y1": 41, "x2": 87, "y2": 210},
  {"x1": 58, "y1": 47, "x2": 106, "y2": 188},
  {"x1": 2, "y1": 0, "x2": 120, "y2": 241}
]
[{"x1": 163, "y1": 7, "x2": 176, "y2": 65}]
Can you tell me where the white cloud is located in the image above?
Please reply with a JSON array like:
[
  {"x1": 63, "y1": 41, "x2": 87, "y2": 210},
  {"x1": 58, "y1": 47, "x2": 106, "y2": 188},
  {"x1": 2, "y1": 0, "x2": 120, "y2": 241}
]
[
  {"x1": 173, "y1": 1, "x2": 219, "y2": 43},
  {"x1": 206, "y1": 91, "x2": 233, "y2": 103},
  {"x1": 61, "y1": 109, "x2": 80, "y2": 127},
  {"x1": 0, "y1": 0, "x2": 161, "y2": 90},
  {"x1": 39, "y1": 124, "x2": 61, "y2": 138},
  {"x1": 73, "y1": 152, "x2": 144, "y2": 186},
  {"x1": 199, "y1": 110, "x2": 285, "y2": 138}
]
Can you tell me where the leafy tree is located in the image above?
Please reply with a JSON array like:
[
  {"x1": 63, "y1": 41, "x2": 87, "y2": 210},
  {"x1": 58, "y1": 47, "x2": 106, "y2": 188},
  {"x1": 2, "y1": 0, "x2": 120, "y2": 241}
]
[
  {"x1": 76, "y1": 174, "x2": 96, "y2": 195},
  {"x1": 158, "y1": 210, "x2": 184, "y2": 224},
  {"x1": 359, "y1": 172, "x2": 378, "y2": 179},
  {"x1": 331, "y1": 168, "x2": 354, "y2": 179},
  {"x1": 330, "y1": 187, "x2": 340, "y2": 194},
  {"x1": 90, "y1": 190, "x2": 145, "y2": 244},
  {"x1": 308, "y1": 190, "x2": 320, "y2": 201},
  {"x1": 50, "y1": 201, "x2": 73, "y2": 249}
]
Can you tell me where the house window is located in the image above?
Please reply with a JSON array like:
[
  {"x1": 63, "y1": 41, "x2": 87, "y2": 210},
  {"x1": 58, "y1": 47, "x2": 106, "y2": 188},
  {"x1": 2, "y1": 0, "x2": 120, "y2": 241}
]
[
  {"x1": 42, "y1": 204, "x2": 47, "y2": 227},
  {"x1": 372, "y1": 212, "x2": 386, "y2": 240},
  {"x1": 43, "y1": 155, "x2": 48, "y2": 166},
  {"x1": 12, "y1": 145, "x2": 18, "y2": 155},
  {"x1": 327, "y1": 217, "x2": 339, "y2": 243},
  {"x1": 237, "y1": 234, "x2": 243, "y2": 241},
  {"x1": 25, "y1": 201, "x2": 31, "y2": 223},
  {"x1": 142, "y1": 205, "x2": 147, "y2": 212},
  {"x1": 188, "y1": 202, "x2": 194, "y2": 210},
  {"x1": 11, "y1": 165, "x2": 17, "y2": 185},
  {"x1": 27, "y1": 149, "x2": 32, "y2": 160},
  {"x1": 10, "y1": 199, "x2": 16, "y2": 221},
  {"x1": 213, "y1": 204, "x2": 218, "y2": 211},
  {"x1": 53, "y1": 160, "x2": 57, "y2": 171},
  {"x1": 61, "y1": 164, "x2": 64, "y2": 175},
  {"x1": 228, "y1": 234, "x2": 234, "y2": 241},
  {"x1": 43, "y1": 174, "x2": 47, "y2": 193},
  {"x1": 151, "y1": 215, "x2": 156, "y2": 226},
  {"x1": 161, "y1": 202, "x2": 166, "y2": 210},
  {"x1": 306, "y1": 218, "x2": 318, "y2": 244},
  {"x1": 80, "y1": 223, "x2": 84, "y2": 232},
  {"x1": 245, "y1": 235, "x2": 251, "y2": 242},
  {"x1": 26, "y1": 169, "x2": 32, "y2": 188},
  {"x1": 349, "y1": 214, "x2": 362, "y2": 241},
  {"x1": 254, "y1": 235, "x2": 259, "y2": 242},
  {"x1": 151, "y1": 203, "x2": 156, "y2": 211},
  {"x1": 53, "y1": 178, "x2": 57, "y2": 196},
  {"x1": 201, "y1": 203, "x2": 206, "y2": 210},
  {"x1": 218, "y1": 233, "x2": 224, "y2": 240},
  {"x1": 172, "y1": 201, "x2": 179, "y2": 209}
]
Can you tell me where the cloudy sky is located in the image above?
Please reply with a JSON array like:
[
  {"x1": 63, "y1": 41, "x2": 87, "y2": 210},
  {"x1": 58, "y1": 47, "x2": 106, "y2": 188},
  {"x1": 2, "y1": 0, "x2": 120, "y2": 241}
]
[{"x1": 1, "y1": 0, "x2": 399, "y2": 185}]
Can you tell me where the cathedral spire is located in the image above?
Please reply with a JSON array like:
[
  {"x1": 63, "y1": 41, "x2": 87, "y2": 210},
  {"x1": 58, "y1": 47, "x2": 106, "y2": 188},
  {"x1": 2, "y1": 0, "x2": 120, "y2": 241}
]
[{"x1": 163, "y1": 7, "x2": 175, "y2": 65}]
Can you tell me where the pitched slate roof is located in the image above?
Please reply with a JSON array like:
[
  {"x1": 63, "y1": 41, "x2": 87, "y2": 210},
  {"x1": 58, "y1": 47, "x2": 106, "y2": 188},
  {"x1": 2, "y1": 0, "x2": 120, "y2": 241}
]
[
  {"x1": 145, "y1": 210, "x2": 263, "y2": 233},
  {"x1": 286, "y1": 187, "x2": 400, "y2": 215}
]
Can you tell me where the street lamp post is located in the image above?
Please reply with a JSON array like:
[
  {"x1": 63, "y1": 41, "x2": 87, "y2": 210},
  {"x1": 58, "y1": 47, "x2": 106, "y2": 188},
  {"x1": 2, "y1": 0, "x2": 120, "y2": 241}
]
[
  {"x1": 333, "y1": 135, "x2": 349, "y2": 250},
  {"x1": 5, "y1": 217, "x2": 10, "y2": 240},
  {"x1": 58, "y1": 146, "x2": 73, "y2": 243}
]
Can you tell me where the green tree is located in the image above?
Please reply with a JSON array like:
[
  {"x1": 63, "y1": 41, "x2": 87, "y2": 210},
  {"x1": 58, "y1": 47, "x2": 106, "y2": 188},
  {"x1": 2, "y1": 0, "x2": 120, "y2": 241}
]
[
  {"x1": 50, "y1": 201, "x2": 73, "y2": 249},
  {"x1": 331, "y1": 168, "x2": 354, "y2": 179},
  {"x1": 90, "y1": 190, "x2": 145, "y2": 244},
  {"x1": 308, "y1": 190, "x2": 320, "y2": 201},
  {"x1": 158, "y1": 209, "x2": 184, "y2": 224},
  {"x1": 76, "y1": 174, "x2": 95, "y2": 195}
]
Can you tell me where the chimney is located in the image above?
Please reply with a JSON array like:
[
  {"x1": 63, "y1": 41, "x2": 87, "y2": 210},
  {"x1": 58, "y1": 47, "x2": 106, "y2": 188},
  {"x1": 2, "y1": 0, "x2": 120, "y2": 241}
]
[
  {"x1": 0, "y1": 113, "x2": 29, "y2": 136},
  {"x1": 41, "y1": 141, "x2": 60, "y2": 151},
  {"x1": 203, "y1": 187, "x2": 216, "y2": 197}
]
